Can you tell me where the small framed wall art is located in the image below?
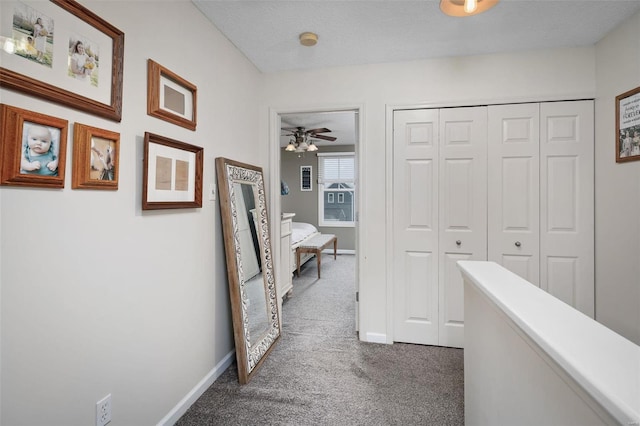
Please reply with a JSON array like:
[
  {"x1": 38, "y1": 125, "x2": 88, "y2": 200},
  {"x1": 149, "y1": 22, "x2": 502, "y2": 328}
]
[
  {"x1": 142, "y1": 132, "x2": 203, "y2": 210},
  {"x1": 0, "y1": 104, "x2": 68, "y2": 188},
  {"x1": 616, "y1": 86, "x2": 640, "y2": 163},
  {"x1": 147, "y1": 59, "x2": 197, "y2": 131},
  {"x1": 72, "y1": 123, "x2": 119, "y2": 190},
  {"x1": 300, "y1": 165, "x2": 312, "y2": 191}
]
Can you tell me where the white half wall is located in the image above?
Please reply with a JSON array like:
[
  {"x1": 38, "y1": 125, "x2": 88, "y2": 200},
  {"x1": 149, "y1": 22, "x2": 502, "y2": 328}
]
[
  {"x1": 594, "y1": 12, "x2": 640, "y2": 345},
  {"x1": 0, "y1": 1, "x2": 263, "y2": 424}
]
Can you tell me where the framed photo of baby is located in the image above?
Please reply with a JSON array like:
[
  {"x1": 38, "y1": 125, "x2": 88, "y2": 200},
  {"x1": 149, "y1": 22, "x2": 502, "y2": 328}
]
[
  {"x1": 72, "y1": 123, "x2": 119, "y2": 190},
  {"x1": 616, "y1": 86, "x2": 640, "y2": 163},
  {"x1": 0, "y1": 104, "x2": 68, "y2": 188}
]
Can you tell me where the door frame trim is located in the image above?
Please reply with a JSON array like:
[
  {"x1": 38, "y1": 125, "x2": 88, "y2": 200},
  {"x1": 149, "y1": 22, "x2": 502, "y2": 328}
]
[{"x1": 268, "y1": 104, "x2": 365, "y2": 336}]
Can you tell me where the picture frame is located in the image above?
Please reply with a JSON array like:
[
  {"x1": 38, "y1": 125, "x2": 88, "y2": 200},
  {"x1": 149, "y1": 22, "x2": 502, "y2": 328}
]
[
  {"x1": 300, "y1": 165, "x2": 312, "y2": 191},
  {"x1": 0, "y1": 103, "x2": 68, "y2": 188},
  {"x1": 0, "y1": 0, "x2": 124, "y2": 122},
  {"x1": 616, "y1": 86, "x2": 640, "y2": 163},
  {"x1": 72, "y1": 123, "x2": 119, "y2": 190},
  {"x1": 142, "y1": 132, "x2": 203, "y2": 210},
  {"x1": 147, "y1": 59, "x2": 197, "y2": 131}
]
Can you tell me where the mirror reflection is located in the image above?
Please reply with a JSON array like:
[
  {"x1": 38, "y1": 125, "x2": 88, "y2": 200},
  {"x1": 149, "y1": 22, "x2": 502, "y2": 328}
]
[
  {"x1": 233, "y1": 182, "x2": 270, "y2": 346},
  {"x1": 216, "y1": 157, "x2": 281, "y2": 384}
]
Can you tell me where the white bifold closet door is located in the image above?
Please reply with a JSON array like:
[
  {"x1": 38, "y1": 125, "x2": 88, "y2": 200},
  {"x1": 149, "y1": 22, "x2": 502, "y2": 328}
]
[
  {"x1": 393, "y1": 107, "x2": 487, "y2": 347},
  {"x1": 488, "y1": 100, "x2": 594, "y2": 317}
]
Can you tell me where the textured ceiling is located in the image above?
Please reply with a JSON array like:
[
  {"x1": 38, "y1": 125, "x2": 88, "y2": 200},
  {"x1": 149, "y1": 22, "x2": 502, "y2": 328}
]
[{"x1": 192, "y1": 0, "x2": 640, "y2": 73}]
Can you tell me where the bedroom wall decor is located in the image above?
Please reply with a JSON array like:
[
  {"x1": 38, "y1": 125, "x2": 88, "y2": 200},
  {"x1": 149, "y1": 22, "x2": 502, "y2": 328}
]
[
  {"x1": 142, "y1": 132, "x2": 203, "y2": 210},
  {"x1": 616, "y1": 86, "x2": 640, "y2": 163},
  {"x1": 147, "y1": 59, "x2": 197, "y2": 131},
  {"x1": 216, "y1": 157, "x2": 281, "y2": 384},
  {"x1": 72, "y1": 123, "x2": 119, "y2": 190},
  {"x1": 300, "y1": 165, "x2": 312, "y2": 191},
  {"x1": 0, "y1": 103, "x2": 68, "y2": 188},
  {"x1": 0, "y1": 0, "x2": 124, "y2": 121}
]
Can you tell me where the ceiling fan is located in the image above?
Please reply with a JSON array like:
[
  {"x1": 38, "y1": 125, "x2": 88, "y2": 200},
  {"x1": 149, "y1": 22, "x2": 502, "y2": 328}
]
[{"x1": 282, "y1": 126, "x2": 337, "y2": 153}]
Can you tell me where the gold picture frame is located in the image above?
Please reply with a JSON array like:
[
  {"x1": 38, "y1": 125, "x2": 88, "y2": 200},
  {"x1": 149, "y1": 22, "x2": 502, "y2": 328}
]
[
  {"x1": 147, "y1": 59, "x2": 197, "y2": 131},
  {"x1": 0, "y1": 103, "x2": 68, "y2": 188},
  {"x1": 72, "y1": 123, "x2": 119, "y2": 190},
  {"x1": 616, "y1": 86, "x2": 640, "y2": 163},
  {"x1": 0, "y1": 0, "x2": 124, "y2": 122},
  {"x1": 142, "y1": 132, "x2": 203, "y2": 210}
]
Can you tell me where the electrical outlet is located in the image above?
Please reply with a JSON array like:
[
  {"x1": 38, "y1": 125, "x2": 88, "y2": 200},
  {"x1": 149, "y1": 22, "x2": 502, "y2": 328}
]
[{"x1": 96, "y1": 394, "x2": 112, "y2": 426}]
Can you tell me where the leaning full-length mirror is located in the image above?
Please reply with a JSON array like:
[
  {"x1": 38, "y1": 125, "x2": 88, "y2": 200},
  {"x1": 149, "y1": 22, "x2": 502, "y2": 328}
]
[{"x1": 215, "y1": 157, "x2": 281, "y2": 384}]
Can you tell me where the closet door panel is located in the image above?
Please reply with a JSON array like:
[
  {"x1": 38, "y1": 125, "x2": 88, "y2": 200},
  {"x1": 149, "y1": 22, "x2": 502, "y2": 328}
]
[
  {"x1": 488, "y1": 103, "x2": 540, "y2": 285},
  {"x1": 540, "y1": 101, "x2": 594, "y2": 317},
  {"x1": 393, "y1": 109, "x2": 440, "y2": 345},
  {"x1": 439, "y1": 106, "x2": 487, "y2": 348}
]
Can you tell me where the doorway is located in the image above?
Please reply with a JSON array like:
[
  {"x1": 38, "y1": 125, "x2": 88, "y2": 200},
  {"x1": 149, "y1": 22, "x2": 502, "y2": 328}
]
[{"x1": 269, "y1": 107, "x2": 361, "y2": 333}]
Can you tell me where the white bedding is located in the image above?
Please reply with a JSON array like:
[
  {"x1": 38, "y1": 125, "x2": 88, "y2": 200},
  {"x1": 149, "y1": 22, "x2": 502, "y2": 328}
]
[{"x1": 291, "y1": 222, "x2": 318, "y2": 246}]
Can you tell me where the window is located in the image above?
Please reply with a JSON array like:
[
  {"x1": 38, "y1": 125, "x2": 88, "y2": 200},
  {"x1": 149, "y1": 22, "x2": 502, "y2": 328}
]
[{"x1": 317, "y1": 152, "x2": 355, "y2": 227}]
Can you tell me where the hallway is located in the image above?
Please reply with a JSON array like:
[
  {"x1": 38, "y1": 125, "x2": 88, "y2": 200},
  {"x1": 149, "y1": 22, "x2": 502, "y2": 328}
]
[{"x1": 177, "y1": 254, "x2": 464, "y2": 425}]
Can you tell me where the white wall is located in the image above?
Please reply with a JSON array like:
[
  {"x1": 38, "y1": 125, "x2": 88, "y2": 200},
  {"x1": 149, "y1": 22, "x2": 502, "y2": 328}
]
[
  {"x1": 594, "y1": 12, "x2": 640, "y2": 344},
  {"x1": 261, "y1": 47, "x2": 597, "y2": 342},
  {"x1": 0, "y1": 1, "x2": 262, "y2": 424}
]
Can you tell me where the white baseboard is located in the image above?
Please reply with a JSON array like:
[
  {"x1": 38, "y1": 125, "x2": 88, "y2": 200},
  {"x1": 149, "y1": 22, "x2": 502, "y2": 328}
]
[
  {"x1": 157, "y1": 350, "x2": 235, "y2": 426},
  {"x1": 365, "y1": 332, "x2": 388, "y2": 344}
]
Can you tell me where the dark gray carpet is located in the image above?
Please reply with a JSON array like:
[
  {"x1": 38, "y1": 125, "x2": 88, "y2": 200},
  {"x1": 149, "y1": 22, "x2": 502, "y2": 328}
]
[{"x1": 176, "y1": 254, "x2": 464, "y2": 425}]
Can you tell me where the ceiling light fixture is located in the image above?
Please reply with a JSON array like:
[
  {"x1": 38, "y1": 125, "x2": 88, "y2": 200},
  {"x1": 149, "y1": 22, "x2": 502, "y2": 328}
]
[
  {"x1": 299, "y1": 32, "x2": 318, "y2": 47},
  {"x1": 440, "y1": 0, "x2": 498, "y2": 17},
  {"x1": 285, "y1": 139, "x2": 296, "y2": 151}
]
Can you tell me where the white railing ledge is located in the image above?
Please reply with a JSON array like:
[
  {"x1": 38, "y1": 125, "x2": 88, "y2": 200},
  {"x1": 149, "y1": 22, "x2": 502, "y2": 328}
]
[{"x1": 457, "y1": 260, "x2": 640, "y2": 425}]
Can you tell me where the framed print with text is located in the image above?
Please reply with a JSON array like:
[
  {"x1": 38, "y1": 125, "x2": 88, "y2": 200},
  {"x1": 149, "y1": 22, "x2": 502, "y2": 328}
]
[{"x1": 616, "y1": 86, "x2": 640, "y2": 163}]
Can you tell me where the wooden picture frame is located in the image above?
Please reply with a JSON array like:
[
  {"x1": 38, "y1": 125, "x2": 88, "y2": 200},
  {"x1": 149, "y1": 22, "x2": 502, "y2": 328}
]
[
  {"x1": 0, "y1": 103, "x2": 68, "y2": 188},
  {"x1": 72, "y1": 123, "x2": 119, "y2": 190},
  {"x1": 147, "y1": 59, "x2": 197, "y2": 131},
  {"x1": 142, "y1": 132, "x2": 203, "y2": 210},
  {"x1": 616, "y1": 86, "x2": 640, "y2": 163},
  {"x1": 0, "y1": 0, "x2": 124, "y2": 122}
]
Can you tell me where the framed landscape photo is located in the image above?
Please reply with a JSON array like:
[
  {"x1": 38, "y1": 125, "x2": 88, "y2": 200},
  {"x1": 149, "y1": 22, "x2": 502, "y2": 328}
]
[
  {"x1": 616, "y1": 86, "x2": 640, "y2": 163},
  {"x1": 0, "y1": 104, "x2": 68, "y2": 188},
  {"x1": 142, "y1": 132, "x2": 203, "y2": 210},
  {"x1": 0, "y1": 0, "x2": 124, "y2": 122},
  {"x1": 72, "y1": 123, "x2": 119, "y2": 190},
  {"x1": 147, "y1": 59, "x2": 197, "y2": 131}
]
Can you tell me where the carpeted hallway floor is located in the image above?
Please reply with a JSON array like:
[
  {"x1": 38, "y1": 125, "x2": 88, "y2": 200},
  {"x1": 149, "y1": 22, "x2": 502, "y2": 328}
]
[{"x1": 176, "y1": 253, "x2": 464, "y2": 425}]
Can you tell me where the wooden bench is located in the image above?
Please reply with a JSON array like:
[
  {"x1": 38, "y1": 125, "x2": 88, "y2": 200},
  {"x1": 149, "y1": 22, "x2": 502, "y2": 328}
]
[{"x1": 296, "y1": 234, "x2": 337, "y2": 278}]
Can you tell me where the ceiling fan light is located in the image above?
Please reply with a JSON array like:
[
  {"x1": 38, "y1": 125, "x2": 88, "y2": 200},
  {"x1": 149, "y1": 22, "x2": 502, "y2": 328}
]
[
  {"x1": 307, "y1": 142, "x2": 318, "y2": 152},
  {"x1": 285, "y1": 141, "x2": 296, "y2": 151},
  {"x1": 440, "y1": 0, "x2": 499, "y2": 16},
  {"x1": 298, "y1": 141, "x2": 309, "y2": 150}
]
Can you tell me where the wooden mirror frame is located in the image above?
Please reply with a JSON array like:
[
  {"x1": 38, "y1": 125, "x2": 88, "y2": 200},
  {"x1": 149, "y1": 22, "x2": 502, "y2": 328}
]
[{"x1": 216, "y1": 157, "x2": 281, "y2": 384}]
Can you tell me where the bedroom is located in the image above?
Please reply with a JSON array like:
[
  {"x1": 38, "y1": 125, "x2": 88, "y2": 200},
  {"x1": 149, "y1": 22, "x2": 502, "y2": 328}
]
[{"x1": 279, "y1": 110, "x2": 357, "y2": 304}]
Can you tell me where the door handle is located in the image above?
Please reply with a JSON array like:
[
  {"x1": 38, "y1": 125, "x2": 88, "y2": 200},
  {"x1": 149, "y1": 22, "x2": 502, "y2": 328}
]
[
  {"x1": 515, "y1": 241, "x2": 521, "y2": 247},
  {"x1": 456, "y1": 240, "x2": 462, "y2": 246}
]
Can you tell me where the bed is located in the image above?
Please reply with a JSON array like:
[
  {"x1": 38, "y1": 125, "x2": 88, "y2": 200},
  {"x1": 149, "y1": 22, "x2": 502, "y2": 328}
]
[{"x1": 290, "y1": 222, "x2": 320, "y2": 274}]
